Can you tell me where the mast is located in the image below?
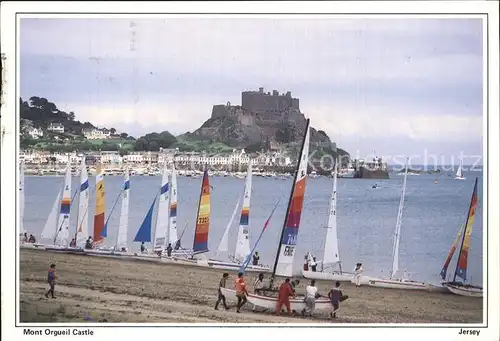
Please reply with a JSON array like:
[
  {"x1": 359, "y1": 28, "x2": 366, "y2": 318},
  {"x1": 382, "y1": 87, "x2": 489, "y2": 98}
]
[
  {"x1": 452, "y1": 177, "x2": 478, "y2": 283},
  {"x1": 271, "y1": 118, "x2": 310, "y2": 279},
  {"x1": 390, "y1": 158, "x2": 408, "y2": 279}
]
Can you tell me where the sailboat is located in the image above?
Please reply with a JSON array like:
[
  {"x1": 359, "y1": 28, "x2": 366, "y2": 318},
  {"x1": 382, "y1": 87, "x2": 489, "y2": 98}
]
[
  {"x1": 19, "y1": 161, "x2": 29, "y2": 246},
  {"x1": 43, "y1": 164, "x2": 82, "y2": 252},
  {"x1": 455, "y1": 159, "x2": 466, "y2": 180},
  {"x1": 302, "y1": 162, "x2": 355, "y2": 281},
  {"x1": 169, "y1": 164, "x2": 179, "y2": 247},
  {"x1": 93, "y1": 165, "x2": 106, "y2": 246},
  {"x1": 208, "y1": 164, "x2": 272, "y2": 272},
  {"x1": 366, "y1": 159, "x2": 434, "y2": 290},
  {"x1": 170, "y1": 166, "x2": 213, "y2": 265},
  {"x1": 221, "y1": 119, "x2": 332, "y2": 310},
  {"x1": 75, "y1": 159, "x2": 90, "y2": 248},
  {"x1": 132, "y1": 167, "x2": 172, "y2": 260},
  {"x1": 86, "y1": 168, "x2": 130, "y2": 257},
  {"x1": 441, "y1": 177, "x2": 483, "y2": 297}
]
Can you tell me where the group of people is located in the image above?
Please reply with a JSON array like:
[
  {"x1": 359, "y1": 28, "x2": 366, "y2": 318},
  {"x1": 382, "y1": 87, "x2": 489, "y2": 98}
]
[
  {"x1": 303, "y1": 254, "x2": 318, "y2": 272},
  {"x1": 215, "y1": 271, "x2": 347, "y2": 319},
  {"x1": 20, "y1": 232, "x2": 36, "y2": 243}
]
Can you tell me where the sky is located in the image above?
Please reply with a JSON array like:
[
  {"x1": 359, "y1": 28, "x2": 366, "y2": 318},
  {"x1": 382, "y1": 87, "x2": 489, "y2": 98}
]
[{"x1": 20, "y1": 17, "x2": 484, "y2": 164}]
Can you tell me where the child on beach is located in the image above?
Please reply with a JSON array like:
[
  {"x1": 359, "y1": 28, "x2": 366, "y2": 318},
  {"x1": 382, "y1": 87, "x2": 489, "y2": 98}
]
[
  {"x1": 45, "y1": 264, "x2": 57, "y2": 299},
  {"x1": 215, "y1": 273, "x2": 229, "y2": 310}
]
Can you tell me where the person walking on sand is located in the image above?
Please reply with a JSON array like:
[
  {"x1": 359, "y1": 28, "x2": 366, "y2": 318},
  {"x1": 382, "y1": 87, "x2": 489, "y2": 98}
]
[
  {"x1": 301, "y1": 279, "x2": 319, "y2": 317},
  {"x1": 328, "y1": 281, "x2": 348, "y2": 319},
  {"x1": 215, "y1": 273, "x2": 230, "y2": 310},
  {"x1": 276, "y1": 278, "x2": 295, "y2": 316},
  {"x1": 353, "y1": 263, "x2": 363, "y2": 287},
  {"x1": 235, "y1": 272, "x2": 248, "y2": 313},
  {"x1": 45, "y1": 264, "x2": 57, "y2": 299}
]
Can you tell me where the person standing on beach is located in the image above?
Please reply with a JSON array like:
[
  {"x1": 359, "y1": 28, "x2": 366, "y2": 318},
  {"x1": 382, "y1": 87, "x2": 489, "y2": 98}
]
[
  {"x1": 353, "y1": 263, "x2": 363, "y2": 287},
  {"x1": 166, "y1": 243, "x2": 173, "y2": 257},
  {"x1": 301, "y1": 280, "x2": 319, "y2": 317},
  {"x1": 310, "y1": 257, "x2": 317, "y2": 272},
  {"x1": 252, "y1": 252, "x2": 260, "y2": 266},
  {"x1": 276, "y1": 278, "x2": 295, "y2": 316},
  {"x1": 140, "y1": 242, "x2": 147, "y2": 253},
  {"x1": 235, "y1": 272, "x2": 248, "y2": 313},
  {"x1": 45, "y1": 264, "x2": 57, "y2": 299},
  {"x1": 303, "y1": 254, "x2": 309, "y2": 271},
  {"x1": 252, "y1": 273, "x2": 265, "y2": 311},
  {"x1": 215, "y1": 273, "x2": 229, "y2": 310}
]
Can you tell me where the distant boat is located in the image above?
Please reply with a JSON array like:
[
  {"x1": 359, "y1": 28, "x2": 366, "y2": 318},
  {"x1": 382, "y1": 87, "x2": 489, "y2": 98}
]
[
  {"x1": 455, "y1": 159, "x2": 466, "y2": 180},
  {"x1": 441, "y1": 177, "x2": 482, "y2": 297}
]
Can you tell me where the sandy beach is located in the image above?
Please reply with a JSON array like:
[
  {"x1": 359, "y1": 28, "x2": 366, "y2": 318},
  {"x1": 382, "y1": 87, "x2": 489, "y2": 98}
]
[{"x1": 19, "y1": 248, "x2": 482, "y2": 324}]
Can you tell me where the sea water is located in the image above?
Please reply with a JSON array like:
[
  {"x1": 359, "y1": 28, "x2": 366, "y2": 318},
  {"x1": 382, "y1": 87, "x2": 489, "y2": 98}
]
[{"x1": 22, "y1": 170, "x2": 484, "y2": 286}]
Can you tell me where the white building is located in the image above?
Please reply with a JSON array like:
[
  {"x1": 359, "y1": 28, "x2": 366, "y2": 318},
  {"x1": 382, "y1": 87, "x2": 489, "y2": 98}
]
[
  {"x1": 84, "y1": 128, "x2": 111, "y2": 140},
  {"x1": 100, "y1": 151, "x2": 122, "y2": 164},
  {"x1": 26, "y1": 127, "x2": 44, "y2": 139},
  {"x1": 47, "y1": 123, "x2": 65, "y2": 133},
  {"x1": 124, "y1": 152, "x2": 143, "y2": 164}
]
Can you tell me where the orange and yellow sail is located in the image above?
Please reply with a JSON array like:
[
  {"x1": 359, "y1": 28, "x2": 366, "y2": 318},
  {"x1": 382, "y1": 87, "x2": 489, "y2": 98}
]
[
  {"x1": 93, "y1": 165, "x2": 106, "y2": 245},
  {"x1": 440, "y1": 224, "x2": 464, "y2": 280},
  {"x1": 193, "y1": 168, "x2": 210, "y2": 254},
  {"x1": 454, "y1": 178, "x2": 478, "y2": 281}
]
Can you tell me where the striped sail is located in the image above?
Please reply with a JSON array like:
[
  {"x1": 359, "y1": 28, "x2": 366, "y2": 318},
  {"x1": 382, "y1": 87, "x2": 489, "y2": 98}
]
[
  {"x1": 76, "y1": 160, "x2": 90, "y2": 247},
  {"x1": 168, "y1": 165, "x2": 178, "y2": 245},
  {"x1": 55, "y1": 166, "x2": 72, "y2": 246},
  {"x1": 42, "y1": 190, "x2": 61, "y2": 240},
  {"x1": 193, "y1": 168, "x2": 211, "y2": 254},
  {"x1": 275, "y1": 120, "x2": 310, "y2": 277},
  {"x1": 455, "y1": 177, "x2": 479, "y2": 281},
  {"x1": 323, "y1": 162, "x2": 340, "y2": 265},
  {"x1": 234, "y1": 163, "x2": 252, "y2": 262},
  {"x1": 19, "y1": 161, "x2": 26, "y2": 234},
  {"x1": 93, "y1": 166, "x2": 106, "y2": 245},
  {"x1": 153, "y1": 168, "x2": 170, "y2": 251},
  {"x1": 440, "y1": 224, "x2": 465, "y2": 281},
  {"x1": 116, "y1": 168, "x2": 130, "y2": 251},
  {"x1": 134, "y1": 196, "x2": 157, "y2": 243},
  {"x1": 391, "y1": 158, "x2": 408, "y2": 278}
]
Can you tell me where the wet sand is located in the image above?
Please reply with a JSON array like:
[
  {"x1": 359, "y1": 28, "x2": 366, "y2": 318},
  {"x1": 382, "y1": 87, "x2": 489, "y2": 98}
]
[{"x1": 19, "y1": 248, "x2": 482, "y2": 323}]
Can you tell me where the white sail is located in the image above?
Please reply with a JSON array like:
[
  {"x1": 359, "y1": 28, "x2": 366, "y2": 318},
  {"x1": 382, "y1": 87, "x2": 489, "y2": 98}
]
[
  {"x1": 275, "y1": 122, "x2": 310, "y2": 277},
  {"x1": 76, "y1": 159, "x2": 90, "y2": 247},
  {"x1": 234, "y1": 163, "x2": 252, "y2": 262},
  {"x1": 216, "y1": 199, "x2": 241, "y2": 255},
  {"x1": 391, "y1": 159, "x2": 408, "y2": 278},
  {"x1": 153, "y1": 168, "x2": 170, "y2": 251},
  {"x1": 116, "y1": 168, "x2": 130, "y2": 251},
  {"x1": 55, "y1": 165, "x2": 72, "y2": 246},
  {"x1": 41, "y1": 189, "x2": 61, "y2": 240},
  {"x1": 168, "y1": 164, "x2": 178, "y2": 245},
  {"x1": 455, "y1": 159, "x2": 465, "y2": 179},
  {"x1": 19, "y1": 161, "x2": 26, "y2": 234},
  {"x1": 323, "y1": 162, "x2": 340, "y2": 265}
]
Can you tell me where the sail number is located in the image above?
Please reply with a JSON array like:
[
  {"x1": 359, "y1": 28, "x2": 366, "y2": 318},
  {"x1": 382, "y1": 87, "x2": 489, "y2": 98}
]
[
  {"x1": 287, "y1": 234, "x2": 297, "y2": 245},
  {"x1": 283, "y1": 246, "x2": 295, "y2": 257},
  {"x1": 243, "y1": 228, "x2": 249, "y2": 235},
  {"x1": 198, "y1": 217, "x2": 209, "y2": 224}
]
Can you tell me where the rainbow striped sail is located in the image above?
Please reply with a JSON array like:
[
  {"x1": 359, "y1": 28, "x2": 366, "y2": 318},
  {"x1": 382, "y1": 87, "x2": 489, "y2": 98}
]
[
  {"x1": 274, "y1": 119, "x2": 310, "y2": 277},
  {"x1": 93, "y1": 166, "x2": 106, "y2": 245},
  {"x1": 234, "y1": 163, "x2": 252, "y2": 262},
  {"x1": 193, "y1": 168, "x2": 211, "y2": 254},
  {"x1": 56, "y1": 165, "x2": 72, "y2": 245},
  {"x1": 454, "y1": 177, "x2": 479, "y2": 281},
  {"x1": 440, "y1": 224, "x2": 465, "y2": 281}
]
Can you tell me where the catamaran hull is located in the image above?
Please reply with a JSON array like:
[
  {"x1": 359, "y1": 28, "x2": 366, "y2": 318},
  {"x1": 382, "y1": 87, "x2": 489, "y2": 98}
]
[
  {"x1": 454, "y1": 177, "x2": 466, "y2": 180},
  {"x1": 220, "y1": 288, "x2": 334, "y2": 311},
  {"x1": 43, "y1": 246, "x2": 86, "y2": 254},
  {"x1": 20, "y1": 242, "x2": 45, "y2": 250},
  {"x1": 443, "y1": 283, "x2": 483, "y2": 298},
  {"x1": 366, "y1": 278, "x2": 433, "y2": 291},
  {"x1": 302, "y1": 269, "x2": 355, "y2": 282},
  {"x1": 208, "y1": 259, "x2": 272, "y2": 273}
]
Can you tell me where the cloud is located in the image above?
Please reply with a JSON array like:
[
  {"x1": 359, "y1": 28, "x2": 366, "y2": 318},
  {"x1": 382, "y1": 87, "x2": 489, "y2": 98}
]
[{"x1": 19, "y1": 17, "x2": 484, "y2": 156}]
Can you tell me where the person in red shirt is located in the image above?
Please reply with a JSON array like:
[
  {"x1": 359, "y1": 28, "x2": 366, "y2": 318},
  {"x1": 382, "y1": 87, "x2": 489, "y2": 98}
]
[
  {"x1": 276, "y1": 278, "x2": 295, "y2": 316},
  {"x1": 235, "y1": 272, "x2": 248, "y2": 313}
]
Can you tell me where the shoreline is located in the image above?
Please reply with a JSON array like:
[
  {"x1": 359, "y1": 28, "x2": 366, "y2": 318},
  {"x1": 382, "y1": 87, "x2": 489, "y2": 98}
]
[{"x1": 19, "y1": 248, "x2": 482, "y2": 324}]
